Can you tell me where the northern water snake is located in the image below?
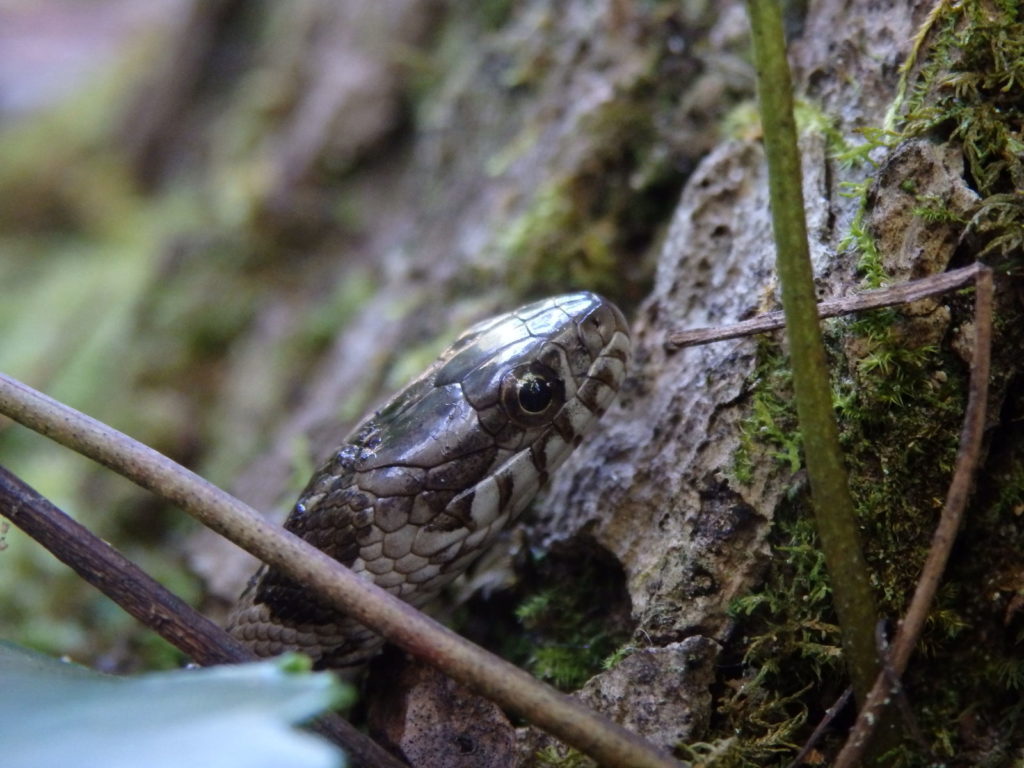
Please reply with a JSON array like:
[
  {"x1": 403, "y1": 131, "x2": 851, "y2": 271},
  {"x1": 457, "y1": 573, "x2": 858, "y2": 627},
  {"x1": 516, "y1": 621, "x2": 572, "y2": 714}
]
[{"x1": 228, "y1": 292, "x2": 630, "y2": 668}]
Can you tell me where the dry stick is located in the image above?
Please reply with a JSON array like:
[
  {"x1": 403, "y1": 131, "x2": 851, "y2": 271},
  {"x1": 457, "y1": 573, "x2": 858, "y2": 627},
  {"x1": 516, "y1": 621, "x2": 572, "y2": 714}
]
[
  {"x1": 0, "y1": 465, "x2": 406, "y2": 768},
  {"x1": 786, "y1": 686, "x2": 853, "y2": 768},
  {"x1": 0, "y1": 374, "x2": 680, "y2": 768},
  {"x1": 873, "y1": 621, "x2": 929, "y2": 756},
  {"x1": 833, "y1": 265, "x2": 994, "y2": 767},
  {"x1": 664, "y1": 262, "x2": 982, "y2": 350}
]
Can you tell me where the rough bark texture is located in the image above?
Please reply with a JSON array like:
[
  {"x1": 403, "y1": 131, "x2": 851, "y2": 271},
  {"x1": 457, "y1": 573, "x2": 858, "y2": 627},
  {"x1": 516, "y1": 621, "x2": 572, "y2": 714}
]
[{"x1": 4, "y1": 0, "x2": 1024, "y2": 765}]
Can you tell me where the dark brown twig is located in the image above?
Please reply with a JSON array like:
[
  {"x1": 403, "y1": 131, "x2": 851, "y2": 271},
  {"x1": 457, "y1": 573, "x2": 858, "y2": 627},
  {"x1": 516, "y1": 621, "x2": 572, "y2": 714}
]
[
  {"x1": 664, "y1": 263, "x2": 982, "y2": 350},
  {"x1": 833, "y1": 265, "x2": 994, "y2": 767},
  {"x1": 786, "y1": 686, "x2": 853, "y2": 768},
  {"x1": 874, "y1": 620, "x2": 929, "y2": 755},
  {"x1": 0, "y1": 464, "x2": 407, "y2": 768},
  {"x1": 0, "y1": 464, "x2": 248, "y2": 665}
]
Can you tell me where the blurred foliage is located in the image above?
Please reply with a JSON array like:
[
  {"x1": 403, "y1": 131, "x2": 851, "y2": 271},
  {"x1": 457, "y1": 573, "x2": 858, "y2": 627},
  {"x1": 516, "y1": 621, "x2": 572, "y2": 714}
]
[
  {"x1": 0, "y1": 7, "x2": 371, "y2": 669},
  {"x1": 0, "y1": 45, "x2": 208, "y2": 668}
]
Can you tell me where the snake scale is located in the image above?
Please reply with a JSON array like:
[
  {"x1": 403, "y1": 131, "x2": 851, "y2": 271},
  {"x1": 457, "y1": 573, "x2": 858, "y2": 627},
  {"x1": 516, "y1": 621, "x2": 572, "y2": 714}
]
[{"x1": 227, "y1": 292, "x2": 630, "y2": 669}]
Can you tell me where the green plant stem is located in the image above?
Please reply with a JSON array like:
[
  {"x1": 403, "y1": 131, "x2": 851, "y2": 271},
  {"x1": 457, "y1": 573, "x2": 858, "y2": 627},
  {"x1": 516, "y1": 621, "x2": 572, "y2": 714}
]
[{"x1": 745, "y1": 0, "x2": 882, "y2": 707}]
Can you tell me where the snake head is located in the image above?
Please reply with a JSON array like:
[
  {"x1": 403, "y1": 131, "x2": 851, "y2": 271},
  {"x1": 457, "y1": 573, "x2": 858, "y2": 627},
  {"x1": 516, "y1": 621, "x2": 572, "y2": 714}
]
[{"x1": 230, "y1": 292, "x2": 631, "y2": 668}]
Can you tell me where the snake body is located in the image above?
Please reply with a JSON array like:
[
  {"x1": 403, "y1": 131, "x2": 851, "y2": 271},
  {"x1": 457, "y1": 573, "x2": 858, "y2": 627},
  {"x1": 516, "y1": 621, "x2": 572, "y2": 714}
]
[{"x1": 228, "y1": 292, "x2": 630, "y2": 668}]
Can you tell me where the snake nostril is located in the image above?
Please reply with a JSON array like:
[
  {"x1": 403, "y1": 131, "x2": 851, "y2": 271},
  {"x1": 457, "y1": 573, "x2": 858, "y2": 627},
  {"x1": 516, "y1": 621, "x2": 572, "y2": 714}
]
[{"x1": 454, "y1": 734, "x2": 476, "y2": 754}]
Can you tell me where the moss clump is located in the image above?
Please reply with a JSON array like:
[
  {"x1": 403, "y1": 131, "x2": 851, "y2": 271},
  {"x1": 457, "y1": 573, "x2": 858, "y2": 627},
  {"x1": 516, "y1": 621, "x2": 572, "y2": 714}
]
[
  {"x1": 720, "y1": 509, "x2": 837, "y2": 757},
  {"x1": 721, "y1": 399, "x2": 845, "y2": 761},
  {"x1": 723, "y1": 319, "x2": 1024, "y2": 763},
  {"x1": 710, "y1": 335, "x2": 838, "y2": 762},
  {"x1": 721, "y1": 303, "x2": 978, "y2": 763},
  {"x1": 832, "y1": 308, "x2": 968, "y2": 615},
  {"x1": 901, "y1": 1, "x2": 1024, "y2": 198},
  {"x1": 898, "y1": 0, "x2": 1024, "y2": 268},
  {"x1": 452, "y1": 541, "x2": 632, "y2": 699},
  {"x1": 733, "y1": 339, "x2": 802, "y2": 486},
  {"x1": 888, "y1": 0, "x2": 1024, "y2": 271},
  {"x1": 833, "y1": 1, "x2": 1024, "y2": 283},
  {"x1": 513, "y1": 553, "x2": 632, "y2": 691}
]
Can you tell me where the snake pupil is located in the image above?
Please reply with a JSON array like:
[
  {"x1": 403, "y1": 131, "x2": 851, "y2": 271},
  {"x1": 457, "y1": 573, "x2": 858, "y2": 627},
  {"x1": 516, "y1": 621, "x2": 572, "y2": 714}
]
[{"x1": 517, "y1": 373, "x2": 553, "y2": 413}]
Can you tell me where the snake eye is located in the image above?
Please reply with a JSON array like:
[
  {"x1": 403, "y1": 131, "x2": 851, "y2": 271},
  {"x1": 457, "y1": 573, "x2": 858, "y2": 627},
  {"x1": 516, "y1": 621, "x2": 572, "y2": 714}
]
[
  {"x1": 517, "y1": 373, "x2": 553, "y2": 413},
  {"x1": 501, "y1": 363, "x2": 565, "y2": 426}
]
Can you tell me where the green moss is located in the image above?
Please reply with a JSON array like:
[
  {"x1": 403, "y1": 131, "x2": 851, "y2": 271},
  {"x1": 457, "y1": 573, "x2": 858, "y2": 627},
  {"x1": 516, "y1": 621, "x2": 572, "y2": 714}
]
[
  {"x1": 514, "y1": 580, "x2": 627, "y2": 691},
  {"x1": 899, "y1": 0, "x2": 1024, "y2": 270},
  {"x1": 734, "y1": 309, "x2": 971, "y2": 761},
  {"x1": 600, "y1": 643, "x2": 638, "y2": 670},
  {"x1": 721, "y1": 334, "x2": 849, "y2": 760},
  {"x1": 682, "y1": 667, "x2": 810, "y2": 766},
  {"x1": 714, "y1": 501, "x2": 841, "y2": 761},
  {"x1": 794, "y1": 100, "x2": 858, "y2": 160},
  {"x1": 732, "y1": 339, "x2": 801, "y2": 486},
  {"x1": 840, "y1": 203, "x2": 888, "y2": 289},
  {"x1": 864, "y1": 0, "x2": 1024, "y2": 275},
  {"x1": 901, "y1": 2, "x2": 1024, "y2": 195},
  {"x1": 533, "y1": 744, "x2": 593, "y2": 768},
  {"x1": 717, "y1": 254, "x2": 1017, "y2": 762},
  {"x1": 830, "y1": 125, "x2": 897, "y2": 172},
  {"x1": 967, "y1": 193, "x2": 1024, "y2": 263},
  {"x1": 831, "y1": 2, "x2": 1024, "y2": 286},
  {"x1": 911, "y1": 193, "x2": 969, "y2": 226},
  {"x1": 719, "y1": 308, "x2": 960, "y2": 758},
  {"x1": 719, "y1": 26, "x2": 1024, "y2": 744}
]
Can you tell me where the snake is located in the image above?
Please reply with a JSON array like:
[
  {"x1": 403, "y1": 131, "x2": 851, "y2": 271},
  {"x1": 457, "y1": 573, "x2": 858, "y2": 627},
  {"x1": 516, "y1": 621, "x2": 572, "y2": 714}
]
[{"x1": 227, "y1": 292, "x2": 631, "y2": 669}]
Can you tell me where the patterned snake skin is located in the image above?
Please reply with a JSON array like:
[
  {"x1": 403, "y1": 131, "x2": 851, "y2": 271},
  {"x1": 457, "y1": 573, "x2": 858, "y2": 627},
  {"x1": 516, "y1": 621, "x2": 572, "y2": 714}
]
[{"x1": 227, "y1": 292, "x2": 631, "y2": 668}]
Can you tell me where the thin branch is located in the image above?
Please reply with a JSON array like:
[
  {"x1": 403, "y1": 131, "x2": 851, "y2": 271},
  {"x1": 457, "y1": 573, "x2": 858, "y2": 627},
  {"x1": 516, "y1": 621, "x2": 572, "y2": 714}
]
[
  {"x1": 873, "y1": 621, "x2": 929, "y2": 756},
  {"x1": 665, "y1": 263, "x2": 981, "y2": 350},
  {"x1": 0, "y1": 373, "x2": 681, "y2": 768},
  {"x1": 786, "y1": 687, "x2": 853, "y2": 768},
  {"x1": 746, "y1": 0, "x2": 882, "y2": 710},
  {"x1": 0, "y1": 465, "x2": 248, "y2": 665},
  {"x1": 833, "y1": 265, "x2": 994, "y2": 767},
  {"x1": 0, "y1": 464, "x2": 405, "y2": 768}
]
